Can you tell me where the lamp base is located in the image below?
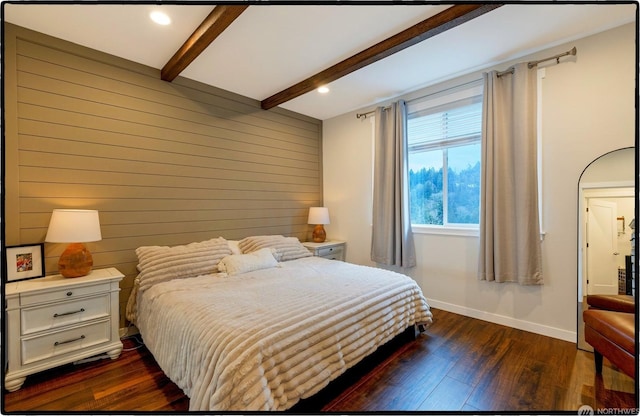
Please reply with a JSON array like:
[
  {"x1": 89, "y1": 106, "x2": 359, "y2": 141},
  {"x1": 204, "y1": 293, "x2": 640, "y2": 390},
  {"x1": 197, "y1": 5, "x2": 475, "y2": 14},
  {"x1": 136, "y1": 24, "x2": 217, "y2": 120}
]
[
  {"x1": 58, "y1": 243, "x2": 93, "y2": 278},
  {"x1": 312, "y1": 224, "x2": 326, "y2": 243}
]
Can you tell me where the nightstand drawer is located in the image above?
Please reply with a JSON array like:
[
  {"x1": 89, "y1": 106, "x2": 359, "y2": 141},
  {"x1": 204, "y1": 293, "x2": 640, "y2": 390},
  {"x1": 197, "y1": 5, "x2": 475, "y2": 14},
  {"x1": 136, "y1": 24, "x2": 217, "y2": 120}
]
[
  {"x1": 302, "y1": 241, "x2": 346, "y2": 261},
  {"x1": 318, "y1": 246, "x2": 342, "y2": 257},
  {"x1": 20, "y1": 282, "x2": 111, "y2": 306},
  {"x1": 21, "y1": 294, "x2": 110, "y2": 335},
  {"x1": 318, "y1": 246, "x2": 344, "y2": 260},
  {"x1": 21, "y1": 319, "x2": 111, "y2": 365}
]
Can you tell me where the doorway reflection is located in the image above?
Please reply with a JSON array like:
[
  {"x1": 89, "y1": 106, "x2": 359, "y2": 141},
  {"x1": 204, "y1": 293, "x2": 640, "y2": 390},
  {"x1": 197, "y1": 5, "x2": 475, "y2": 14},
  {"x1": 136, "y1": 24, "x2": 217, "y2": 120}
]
[{"x1": 577, "y1": 147, "x2": 635, "y2": 351}]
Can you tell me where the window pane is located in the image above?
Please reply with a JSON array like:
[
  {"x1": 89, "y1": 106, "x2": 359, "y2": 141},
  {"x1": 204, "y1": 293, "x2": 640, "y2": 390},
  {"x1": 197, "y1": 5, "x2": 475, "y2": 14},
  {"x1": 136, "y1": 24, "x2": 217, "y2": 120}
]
[
  {"x1": 407, "y1": 81, "x2": 482, "y2": 228},
  {"x1": 409, "y1": 149, "x2": 443, "y2": 225},
  {"x1": 447, "y1": 143, "x2": 480, "y2": 224}
]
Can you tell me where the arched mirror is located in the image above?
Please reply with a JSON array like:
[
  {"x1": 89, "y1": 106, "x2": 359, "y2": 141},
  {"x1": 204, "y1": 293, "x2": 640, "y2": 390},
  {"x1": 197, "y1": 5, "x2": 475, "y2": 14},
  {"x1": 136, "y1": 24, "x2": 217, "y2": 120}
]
[{"x1": 577, "y1": 147, "x2": 635, "y2": 351}]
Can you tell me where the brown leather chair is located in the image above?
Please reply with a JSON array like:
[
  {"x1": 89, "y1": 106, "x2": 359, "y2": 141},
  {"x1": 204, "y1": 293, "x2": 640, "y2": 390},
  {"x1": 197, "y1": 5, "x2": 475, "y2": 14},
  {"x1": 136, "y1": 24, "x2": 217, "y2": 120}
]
[{"x1": 583, "y1": 295, "x2": 636, "y2": 380}]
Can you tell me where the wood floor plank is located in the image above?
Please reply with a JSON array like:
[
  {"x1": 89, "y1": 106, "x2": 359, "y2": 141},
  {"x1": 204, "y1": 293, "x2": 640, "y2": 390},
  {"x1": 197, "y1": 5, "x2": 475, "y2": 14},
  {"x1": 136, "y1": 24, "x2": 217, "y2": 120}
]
[
  {"x1": 417, "y1": 375, "x2": 474, "y2": 411},
  {"x1": 445, "y1": 328, "x2": 514, "y2": 388},
  {"x1": 3, "y1": 308, "x2": 636, "y2": 413},
  {"x1": 385, "y1": 353, "x2": 457, "y2": 410}
]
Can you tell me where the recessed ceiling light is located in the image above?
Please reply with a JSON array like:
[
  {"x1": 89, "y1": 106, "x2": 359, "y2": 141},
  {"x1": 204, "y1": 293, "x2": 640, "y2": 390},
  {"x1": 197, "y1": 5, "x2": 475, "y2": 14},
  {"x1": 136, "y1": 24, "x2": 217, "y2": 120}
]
[
  {"x1": 150, "y1": 11, "x2": 171, "y2": 25},
  {"x1": 317, "y1": 86, "x2": 330, "y2": 94}
]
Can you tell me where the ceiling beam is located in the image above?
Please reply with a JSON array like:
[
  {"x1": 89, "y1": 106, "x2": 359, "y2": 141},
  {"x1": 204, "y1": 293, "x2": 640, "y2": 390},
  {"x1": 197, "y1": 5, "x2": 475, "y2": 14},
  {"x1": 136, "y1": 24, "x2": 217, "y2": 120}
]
[
  {"x1": 261, "y1": 3, "x2": 503, "y2": 111},
  {"x1": 161, "y1": 5, "x2": 248, "y2": 82}
]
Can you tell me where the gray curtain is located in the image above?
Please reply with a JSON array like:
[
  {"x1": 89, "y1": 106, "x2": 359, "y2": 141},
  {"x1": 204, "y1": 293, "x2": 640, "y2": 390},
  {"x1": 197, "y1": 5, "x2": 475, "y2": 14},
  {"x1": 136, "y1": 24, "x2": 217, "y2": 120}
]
[
  {"x1": 371, "y1": 100, "x2": 416, "y2": 268},
  {"x1": 479, "y1": 62, "x2": 543, "y2": 284}
]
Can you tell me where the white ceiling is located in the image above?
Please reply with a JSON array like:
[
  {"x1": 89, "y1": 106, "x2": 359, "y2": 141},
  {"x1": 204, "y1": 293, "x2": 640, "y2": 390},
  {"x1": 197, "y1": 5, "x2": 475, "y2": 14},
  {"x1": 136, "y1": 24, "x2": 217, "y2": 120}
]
[{"x1": 3, "y1": 2, "x2": 636, "y2": 120}]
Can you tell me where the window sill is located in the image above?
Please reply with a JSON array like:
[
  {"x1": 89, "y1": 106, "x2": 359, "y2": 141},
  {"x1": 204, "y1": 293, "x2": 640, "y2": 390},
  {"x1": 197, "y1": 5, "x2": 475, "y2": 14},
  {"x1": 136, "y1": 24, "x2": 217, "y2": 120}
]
[
  {"x1": 412, "y1": 225, "x2": 479, "y2": 237},
  {"x1": 412, "y1": 226, "x2": 546, "y2": 241}
]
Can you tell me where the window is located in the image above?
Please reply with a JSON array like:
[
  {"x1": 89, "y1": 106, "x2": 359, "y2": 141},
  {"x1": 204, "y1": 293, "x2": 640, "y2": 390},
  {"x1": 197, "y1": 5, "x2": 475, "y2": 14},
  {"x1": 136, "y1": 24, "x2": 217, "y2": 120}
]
[{"x1": 407, "y1": 82, "x2": 483, "y2": 228}]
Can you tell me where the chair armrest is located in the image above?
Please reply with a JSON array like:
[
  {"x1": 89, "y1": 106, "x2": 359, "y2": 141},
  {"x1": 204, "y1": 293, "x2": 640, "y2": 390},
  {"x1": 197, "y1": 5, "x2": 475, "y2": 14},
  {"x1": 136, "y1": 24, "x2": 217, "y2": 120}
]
[{"x1": 587, "y1": 295, "x2": 635, "y2": 314}]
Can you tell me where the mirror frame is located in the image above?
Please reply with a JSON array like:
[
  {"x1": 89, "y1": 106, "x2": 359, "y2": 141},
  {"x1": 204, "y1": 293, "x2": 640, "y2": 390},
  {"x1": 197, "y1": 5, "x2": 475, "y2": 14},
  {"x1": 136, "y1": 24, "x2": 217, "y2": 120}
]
[{"x1": 576, "y1": 146, "x2": 637, "y2": 350}]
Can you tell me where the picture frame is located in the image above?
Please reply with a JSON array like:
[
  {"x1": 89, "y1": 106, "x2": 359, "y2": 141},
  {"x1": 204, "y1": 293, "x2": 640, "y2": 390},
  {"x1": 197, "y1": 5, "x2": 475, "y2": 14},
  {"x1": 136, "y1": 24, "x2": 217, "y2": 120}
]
[{"x1": 5, "y1": 243, "x2": 45, "y2": 282}]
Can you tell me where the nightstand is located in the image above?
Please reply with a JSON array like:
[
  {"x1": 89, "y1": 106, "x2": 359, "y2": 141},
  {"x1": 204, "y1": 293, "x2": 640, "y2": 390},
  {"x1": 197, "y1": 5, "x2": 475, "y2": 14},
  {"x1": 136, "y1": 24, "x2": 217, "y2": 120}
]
[
  {"x1": 303, "y1": 241, "x2": 346, "y2": 261},
  {"x1": 4, "y1": 267, "x2": 124, "y2": 392}
]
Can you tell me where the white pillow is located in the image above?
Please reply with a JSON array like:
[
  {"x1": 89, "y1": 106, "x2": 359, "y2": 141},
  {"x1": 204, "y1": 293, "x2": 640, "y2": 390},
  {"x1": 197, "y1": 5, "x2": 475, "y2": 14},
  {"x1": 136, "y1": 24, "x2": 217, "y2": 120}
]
[
  {"x1": 217, "y1": 248, "x2": 279, "y2": 276},
  {"x1": 227, "y1": 240, "x2": 242, "y2": 255}
]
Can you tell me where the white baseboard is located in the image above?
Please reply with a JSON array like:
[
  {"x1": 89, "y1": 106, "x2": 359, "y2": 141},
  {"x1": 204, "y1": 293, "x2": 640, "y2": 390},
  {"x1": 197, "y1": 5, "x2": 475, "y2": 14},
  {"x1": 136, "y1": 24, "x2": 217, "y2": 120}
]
[{"x1": 427, "y1": 299, "x2": 577, "y2": 343}]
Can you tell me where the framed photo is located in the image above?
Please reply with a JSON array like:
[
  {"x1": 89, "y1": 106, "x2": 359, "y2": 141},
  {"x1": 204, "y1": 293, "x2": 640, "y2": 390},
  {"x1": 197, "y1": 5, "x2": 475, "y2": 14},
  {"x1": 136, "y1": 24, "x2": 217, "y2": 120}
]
[{"x1": 5, "y1": 244, "x2": 45, "y2": 282}]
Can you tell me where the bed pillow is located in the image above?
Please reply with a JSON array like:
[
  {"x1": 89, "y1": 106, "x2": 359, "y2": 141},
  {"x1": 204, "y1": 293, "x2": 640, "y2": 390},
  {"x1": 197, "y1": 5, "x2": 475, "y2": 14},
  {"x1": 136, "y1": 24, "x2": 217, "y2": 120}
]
[
  {"x1": 227, "y1": 240, "x2": 242, "y2": 255},
  {"x1": 136, "y1": 237, "x2": 232, "y2": 292},
  {"x1": 238, "y1": 235, "x2": 312, "y2": 262},
  {"x1": 217, "y1": 248, "x2": 279, "y2": 276}
]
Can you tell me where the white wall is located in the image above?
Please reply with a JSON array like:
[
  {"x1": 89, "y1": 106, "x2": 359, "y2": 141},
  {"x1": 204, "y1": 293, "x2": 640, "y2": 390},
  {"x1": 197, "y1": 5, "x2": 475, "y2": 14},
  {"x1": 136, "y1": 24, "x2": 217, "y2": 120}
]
[
  {"x1": 606, "y1": 197, "x2": 635, "y2": 267},
  {"x1": 322, "y1": 22, "x2": 636, "y2": 342}
]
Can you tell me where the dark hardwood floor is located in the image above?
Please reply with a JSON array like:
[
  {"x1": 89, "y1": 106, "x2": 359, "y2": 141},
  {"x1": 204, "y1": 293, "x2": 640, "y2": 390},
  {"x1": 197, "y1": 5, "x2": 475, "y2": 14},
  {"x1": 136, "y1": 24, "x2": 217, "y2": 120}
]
[{"x1": 3, "y1": 308, "x2": 637, "y2": 413}]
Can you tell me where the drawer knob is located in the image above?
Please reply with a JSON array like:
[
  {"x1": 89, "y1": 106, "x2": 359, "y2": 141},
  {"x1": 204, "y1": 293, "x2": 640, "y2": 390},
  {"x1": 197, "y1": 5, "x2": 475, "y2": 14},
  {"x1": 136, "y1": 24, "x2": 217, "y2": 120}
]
[
  {"x1": 53, "y1": 308, "x2": 85, "y2": 318},
  {"x1": 66, "y1": 292, "x2": 73, "y2": 297},
  {"x1": 54, "y1": 335, "x2": 85, "y2": 346}
]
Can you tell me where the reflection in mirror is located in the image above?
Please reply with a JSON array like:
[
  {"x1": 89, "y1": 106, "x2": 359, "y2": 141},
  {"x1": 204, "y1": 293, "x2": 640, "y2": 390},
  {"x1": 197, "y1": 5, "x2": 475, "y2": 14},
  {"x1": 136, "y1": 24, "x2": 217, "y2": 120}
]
[{"x1": 577, "y1": 147, "x2": 635, "y2": 351}]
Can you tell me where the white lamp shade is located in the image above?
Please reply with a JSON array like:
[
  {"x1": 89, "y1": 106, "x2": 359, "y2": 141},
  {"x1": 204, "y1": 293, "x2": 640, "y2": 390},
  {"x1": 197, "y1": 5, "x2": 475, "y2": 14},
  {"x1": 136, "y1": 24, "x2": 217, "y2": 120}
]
[
  {"x1": 308, "y1": 207, "x2": 330, "y2": 225},
  {"x1": 45, "y1": 209, "x2": 102, "y2": 243}
]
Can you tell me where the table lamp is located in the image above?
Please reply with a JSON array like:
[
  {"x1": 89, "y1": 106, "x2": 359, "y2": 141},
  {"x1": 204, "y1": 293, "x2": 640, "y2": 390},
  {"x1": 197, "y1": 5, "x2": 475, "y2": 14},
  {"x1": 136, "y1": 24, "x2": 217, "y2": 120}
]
[
  {"x1": 45, "y1": 209, "x2": 102, "y2": 278},
  {"x1": 308, "y1": 207, "x2": 330, "y2": 243}
]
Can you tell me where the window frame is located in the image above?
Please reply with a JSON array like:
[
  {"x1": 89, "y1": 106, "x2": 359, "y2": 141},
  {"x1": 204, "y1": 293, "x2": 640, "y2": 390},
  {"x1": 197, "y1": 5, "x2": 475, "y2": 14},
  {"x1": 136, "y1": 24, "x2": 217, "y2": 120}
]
[{"x1": 406, "y1": 80, "x2": 483, "y2": 235}]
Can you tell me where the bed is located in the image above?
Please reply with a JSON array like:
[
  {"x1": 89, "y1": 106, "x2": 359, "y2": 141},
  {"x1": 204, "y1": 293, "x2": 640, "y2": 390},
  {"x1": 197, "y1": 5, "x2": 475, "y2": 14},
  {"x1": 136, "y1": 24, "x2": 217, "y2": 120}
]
[{"x1": 126, "y1": 235, "x2": 432, "y2": 411}]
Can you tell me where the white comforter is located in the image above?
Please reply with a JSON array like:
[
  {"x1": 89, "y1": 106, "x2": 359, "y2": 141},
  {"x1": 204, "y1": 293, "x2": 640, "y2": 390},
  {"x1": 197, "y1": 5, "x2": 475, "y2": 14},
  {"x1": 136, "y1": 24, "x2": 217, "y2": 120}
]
[{"x1": 135, "y1": 256, "x2": 432, "y2": 411}]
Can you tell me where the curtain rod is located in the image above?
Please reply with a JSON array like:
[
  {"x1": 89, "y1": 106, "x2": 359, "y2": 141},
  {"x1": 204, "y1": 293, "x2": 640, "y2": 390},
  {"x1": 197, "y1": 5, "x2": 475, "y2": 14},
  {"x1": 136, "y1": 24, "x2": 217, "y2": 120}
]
[
  {"x1": 356, "y1": 110, "x2": 375, "y2": 119},
  {"x1": 529, "y1": 46, "x2": 577, "y2": 68},
  {"x1": 497, "y1": 46, "x2": 577, "y2": 77},
  {"x1": 356, "y1": 106, "x2": 389, "y2": 119}
]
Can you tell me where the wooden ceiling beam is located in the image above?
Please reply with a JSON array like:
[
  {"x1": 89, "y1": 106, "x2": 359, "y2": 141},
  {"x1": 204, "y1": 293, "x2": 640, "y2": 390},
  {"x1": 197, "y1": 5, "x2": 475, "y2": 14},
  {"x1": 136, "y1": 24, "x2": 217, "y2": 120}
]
[
  {"x1": 261, "y1": 3, "x2": 503, "y2": 111},
  {"x1": 161, "y1": 5, "x2": 248, "y2": 82}
]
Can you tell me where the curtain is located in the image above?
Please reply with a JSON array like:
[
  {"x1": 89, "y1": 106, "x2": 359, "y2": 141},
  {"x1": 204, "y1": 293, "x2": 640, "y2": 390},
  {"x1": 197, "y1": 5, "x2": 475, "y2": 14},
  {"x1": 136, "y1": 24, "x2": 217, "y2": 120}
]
[
  {"x1": 479, "y1": 62, "x2": 543, "y2": 285},
  {"x1": 371, "y1": 100, "x2": 416, "y2": 268}
]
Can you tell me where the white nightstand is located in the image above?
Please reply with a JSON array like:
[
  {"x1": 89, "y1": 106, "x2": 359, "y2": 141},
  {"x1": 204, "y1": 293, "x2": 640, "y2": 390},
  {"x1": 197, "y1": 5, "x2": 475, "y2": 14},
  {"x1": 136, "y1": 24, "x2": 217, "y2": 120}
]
[
  {"x1": 4, "y1": 267, "x2": 124, "y2": 392},
  {"x1": 302, "y1": 241, "x2": 346, "y2": 261}
]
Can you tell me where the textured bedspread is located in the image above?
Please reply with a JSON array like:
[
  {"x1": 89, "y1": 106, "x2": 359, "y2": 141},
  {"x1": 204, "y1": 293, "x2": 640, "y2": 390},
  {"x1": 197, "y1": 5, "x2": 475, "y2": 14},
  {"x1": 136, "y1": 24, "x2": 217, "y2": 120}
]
[{"x1": 136, "y1": 256, "x2": 432, "y2": 411}]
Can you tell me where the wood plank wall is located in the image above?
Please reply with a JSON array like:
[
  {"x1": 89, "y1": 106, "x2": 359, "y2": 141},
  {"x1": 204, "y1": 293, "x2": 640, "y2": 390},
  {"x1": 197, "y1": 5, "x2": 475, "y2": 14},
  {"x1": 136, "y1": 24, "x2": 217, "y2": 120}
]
[{"x1": 3, "y1": 23, "x2": 323, "y2": 326}]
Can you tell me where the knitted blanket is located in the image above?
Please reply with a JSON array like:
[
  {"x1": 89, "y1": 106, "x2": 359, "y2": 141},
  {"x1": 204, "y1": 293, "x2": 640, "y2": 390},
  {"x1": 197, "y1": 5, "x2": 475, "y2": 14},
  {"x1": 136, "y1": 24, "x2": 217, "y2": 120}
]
[{"x1": 136, "y1": 256, "x2": 432, "y2": 411}]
